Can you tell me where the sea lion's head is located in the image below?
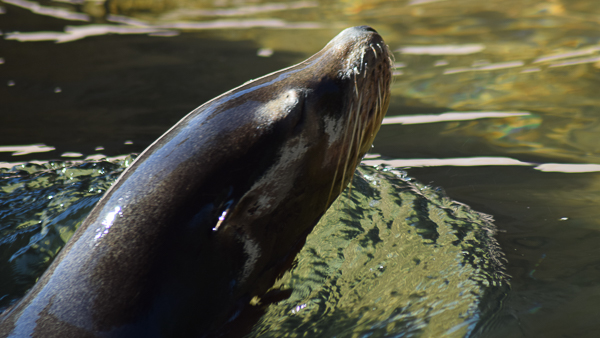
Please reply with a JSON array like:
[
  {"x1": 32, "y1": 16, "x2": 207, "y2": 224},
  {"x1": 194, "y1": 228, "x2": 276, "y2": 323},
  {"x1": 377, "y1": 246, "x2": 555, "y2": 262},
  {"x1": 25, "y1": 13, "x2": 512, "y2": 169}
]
[
  {"x1": 221, "y1": 25, "x2": 393, "y2": 214},
  {"x1": 212, "y1": 25, "x2": 393, "y2": 295},
  {"x1": 308, "y1": 25, "x2": 393, "y2": 198}
]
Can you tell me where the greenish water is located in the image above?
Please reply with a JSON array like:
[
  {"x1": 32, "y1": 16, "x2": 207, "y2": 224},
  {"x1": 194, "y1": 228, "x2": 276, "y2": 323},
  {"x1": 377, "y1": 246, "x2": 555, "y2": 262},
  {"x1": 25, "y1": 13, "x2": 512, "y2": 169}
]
[
  {"x1": 0, "y1": 157, "x2": 134, "y2": 309},
  {"x1": 2, "y1": 0, "x2": 600, "y2": 337},
  {"x1": 0, "y1": 159, "x2": 507, "y2": 337},
  {"x1": 249, "y1": 166, "x2": 507, "y2": 337}
]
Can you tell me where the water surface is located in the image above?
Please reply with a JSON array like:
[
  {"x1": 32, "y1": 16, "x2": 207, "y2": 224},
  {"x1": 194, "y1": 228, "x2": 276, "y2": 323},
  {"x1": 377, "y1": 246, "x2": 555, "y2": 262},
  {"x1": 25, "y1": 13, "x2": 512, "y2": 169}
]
[{"x1": 2, "y1": 0, "x2": 600, "y2": 337}]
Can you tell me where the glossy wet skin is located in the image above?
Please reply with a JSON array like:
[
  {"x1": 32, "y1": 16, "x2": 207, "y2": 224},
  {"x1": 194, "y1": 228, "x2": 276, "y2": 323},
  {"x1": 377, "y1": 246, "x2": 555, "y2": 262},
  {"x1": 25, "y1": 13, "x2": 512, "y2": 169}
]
[{"x1": 0, "y1": 26, "x2": 391, "y2": 337}]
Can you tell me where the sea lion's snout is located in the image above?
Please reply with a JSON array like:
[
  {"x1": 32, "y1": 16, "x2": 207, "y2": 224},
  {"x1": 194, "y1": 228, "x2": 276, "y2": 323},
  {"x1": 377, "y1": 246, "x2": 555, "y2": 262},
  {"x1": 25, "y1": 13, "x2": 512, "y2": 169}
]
[
  {"x1": 294, "y1": 26, "x2": 392, "y2": 191},
  {"x1": 321, "y1": 25, "x2": 390, "y2": 78}
]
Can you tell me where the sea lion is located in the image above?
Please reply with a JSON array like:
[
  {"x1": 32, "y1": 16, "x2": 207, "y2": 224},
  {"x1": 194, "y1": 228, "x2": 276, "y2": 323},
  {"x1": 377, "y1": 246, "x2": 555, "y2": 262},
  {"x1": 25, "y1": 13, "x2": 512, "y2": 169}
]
[{"x1": 0, "y1": 26, "x2": 392, "y2": 337}]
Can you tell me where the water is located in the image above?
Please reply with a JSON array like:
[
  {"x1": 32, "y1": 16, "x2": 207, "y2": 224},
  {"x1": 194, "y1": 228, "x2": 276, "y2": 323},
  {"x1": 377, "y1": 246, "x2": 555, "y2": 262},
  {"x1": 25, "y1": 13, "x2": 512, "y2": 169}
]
[
  {"x1": 0, "y1": 159, "x2": 508, "y2": 337},
  {"x1": 0, "y1": 157, "x2": 134, "y2": 311},
  {"x1": 248, "y1": 166, "x2": 507, "y2": 338},
  {"x1": 2, "y1": 0, "x2": 600, "y2": 336}
]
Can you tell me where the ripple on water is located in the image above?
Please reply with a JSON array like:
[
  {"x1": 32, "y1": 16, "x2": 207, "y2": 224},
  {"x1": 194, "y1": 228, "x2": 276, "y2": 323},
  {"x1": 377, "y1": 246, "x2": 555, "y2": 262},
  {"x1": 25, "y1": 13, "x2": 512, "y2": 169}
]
[
  {"x1": 0, "y1": 156, "x2": 134, "y2": 312},
  {"x1": 0, "y1": 159, "x2": 509, "y2": 337}
]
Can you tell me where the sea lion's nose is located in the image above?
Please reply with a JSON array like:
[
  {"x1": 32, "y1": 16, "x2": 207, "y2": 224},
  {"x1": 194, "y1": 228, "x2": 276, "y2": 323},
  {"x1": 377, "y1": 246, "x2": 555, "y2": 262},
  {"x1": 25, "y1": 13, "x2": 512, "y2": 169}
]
[
  {"x1": 335, "y1": 25, "x2": 383, "y2": 44},
  {"x1": 354, "y1": 25, "x2": 378, "y2": 33}
]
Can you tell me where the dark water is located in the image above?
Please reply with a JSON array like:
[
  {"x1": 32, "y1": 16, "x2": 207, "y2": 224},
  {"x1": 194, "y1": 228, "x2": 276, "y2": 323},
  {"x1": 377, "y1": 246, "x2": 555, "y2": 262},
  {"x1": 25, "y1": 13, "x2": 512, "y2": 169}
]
[{"x1": 2, "y1": 0, "x2": 600, "y2": 337}]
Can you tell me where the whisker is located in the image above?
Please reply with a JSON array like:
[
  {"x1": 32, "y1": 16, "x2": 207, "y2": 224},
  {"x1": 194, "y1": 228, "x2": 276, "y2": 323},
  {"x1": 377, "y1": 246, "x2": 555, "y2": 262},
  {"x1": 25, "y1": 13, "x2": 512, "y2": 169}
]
[
  {"x1": 360, "y1": 50, "x2": 365, "y2": 73},
  {"x1": 378, "y1": 80, "x2": 383, "y2": 121},
  {"x1": 341, "y1": 92, "x2": 363, "y2": 196},
  {"x1": 327, "y1": 101, "x2": 355, "y2": 206},
  {"x1": 353, "y1": 71, "x2": 359, "y2": 98},
  {"x1": 372, "y1": 92, "x2": 380, "y2": 140},
  {"x1": 348, "y1": 108, "x2": 365, "y2": 196},
  {"x1": 370, "y1": 45, "x2": 378, "y2": 58},
  {"x1": 363, "y1": 50, "x2": 368, "y2": 79}
]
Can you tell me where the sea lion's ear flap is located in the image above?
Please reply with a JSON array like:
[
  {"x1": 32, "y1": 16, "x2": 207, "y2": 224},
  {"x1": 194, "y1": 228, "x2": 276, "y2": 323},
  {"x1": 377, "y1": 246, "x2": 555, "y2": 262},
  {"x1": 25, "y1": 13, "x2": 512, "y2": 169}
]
[{"x1": 253, "y1": 89, "x2": 305, "y2": 134}]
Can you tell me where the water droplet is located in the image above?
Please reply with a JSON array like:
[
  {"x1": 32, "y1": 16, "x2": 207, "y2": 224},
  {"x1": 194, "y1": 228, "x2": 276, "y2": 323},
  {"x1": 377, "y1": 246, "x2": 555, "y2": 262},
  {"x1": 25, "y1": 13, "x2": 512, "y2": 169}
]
[{"x1": 257, "y1": 48, "x2": 273, "y2": 57}]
